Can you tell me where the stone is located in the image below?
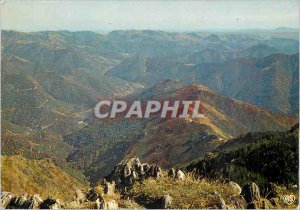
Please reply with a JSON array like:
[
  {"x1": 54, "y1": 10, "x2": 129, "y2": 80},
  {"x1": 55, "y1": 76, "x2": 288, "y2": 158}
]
[
  {"x1": 28, "y1": 195, "x2": 43, "y2": 209},
  {"x1": 142, "y1": 163, "x2": 151, "y2": 173},
  {"x1": 131, "y1": 170, "x2": 138, "y2": 180},
  {"x1": 168, "y1": 168, "x2": 176, "y2": 178},
  {"x1": 175, "y1": 169, "x2": 185, "y2": 181},
  {"x1": 95, "y1": 198, "x2": 101, "y2": 209},
  {"x1": 261, "y1": 199, "x2": 269, "y2": 209},
  {"x1": 1, "y1": 191, "x2": 14, "y2": 208},
  {"x1": 136, "y1": 163, "x2": 145, "y2": 176},
  {"x1": 75, "y1": 189, "x2": 86, "y2": 203},
  {"x1": 229, "y1": 181, "x2": 242, "y2": 196},
  {"x1": 161, "y1": 194, "x2": 172, "y2": 209},
  {"x1": 265, "y1": 182, "x2": 279, "y2": 199},
  {"x1": 289, "y1": 184, "x2": 298, "y2": 189},
  {"x1": 214, "y1": 192, "x2": 226, "y2": 209},
  {"x1": 101, "y1": 199, "x2": 118, "y2": 210},
  {"x1": 148, "y1": 165, "x2": 156, "y2": 177},
  {"x1": 106, "y1": 157, "x2": 164, "y2": 187},
  {"x1": 154, "y1": 166, "x2": 162, "y2": 179},
  {"x1": 40, "y1": 198, "x2": 61, "y2": 209},
  {"x1": 104, "y1": 181, "x2": 116, "y2": 195},
  {"x1": 14, "y1": 195, "x2": 28, "y2": 207},
  {"x1": 1, "y1": 192, "x2": 42, "y2": 209},
  {"x1": 241, "y1": 182, "x2": 260, "y2": 203},
  {"x1": 86, "y1": 188, "x2": 99, "y2": 202},
  {"x1": 6, "y1": 195, "x2": 32, "y2": 208}
]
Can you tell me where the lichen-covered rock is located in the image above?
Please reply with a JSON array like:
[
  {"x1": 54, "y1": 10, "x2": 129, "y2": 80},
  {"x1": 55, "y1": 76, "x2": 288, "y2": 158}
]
[
  {"x1": 106, "y1": 157, "x2": 163, "y2": 187},
  {"x1": 241, "y1": 182, "x2": 260, "y2": 203},
  {"x1": 229, "y1": 181, "x2": 242, "y2": 196}
]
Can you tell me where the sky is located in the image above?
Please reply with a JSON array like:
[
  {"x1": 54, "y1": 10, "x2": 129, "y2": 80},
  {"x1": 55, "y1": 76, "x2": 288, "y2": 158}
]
[{"x1": 1, "y1": 0, "x2": 299, "y2": 32}]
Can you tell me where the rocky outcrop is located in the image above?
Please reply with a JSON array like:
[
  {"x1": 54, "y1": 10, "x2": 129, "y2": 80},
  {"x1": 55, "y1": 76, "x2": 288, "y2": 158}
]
[
  {"x1": 1, "y1": 193, "x2": 43, "y2": 209},
  {"x1": 105, "y1": 157, "x2": 163, "y2": 187},
  {"x1": 0, "y1": 190, "x2": 118, "y2": 210},
  {"x1": 241, "y1": 182, "x2": 260, "y2": 203}
]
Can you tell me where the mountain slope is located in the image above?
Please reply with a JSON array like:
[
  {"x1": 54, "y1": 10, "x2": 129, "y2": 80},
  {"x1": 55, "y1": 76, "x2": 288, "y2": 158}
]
[
  {"x1": 1, "y1": 155, "x2": 86, "y2": 200},
  {"x1": 63, "y1": 80, "x2": 297, "y2": 184},
  {"x1": 187, "y1": 44, "x2": 279, "y2": 64},
  {"x1": 190, "y1": 53, "x2": 299, "y2": 114},
  {"x1": 125, "y1": 81, "x2": 297, "y2": 168},
  {"x1": 186, "y1": 124, "x2": 299, "y2": 193},
  {"x1": 107, "y1": 53, "x2": 299, "y2": 114},
  {"x1": 105, "y1": 56, "x2": 189, "y2": 85},
  {"x1": 1, "y1": 32, "x2": 144, "y2": 182}
]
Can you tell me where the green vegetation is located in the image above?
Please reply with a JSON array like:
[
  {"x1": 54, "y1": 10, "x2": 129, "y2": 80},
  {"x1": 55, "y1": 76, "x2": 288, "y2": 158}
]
[{"x1": 187, "y1": 126, "x2": 299, "y2": 195}]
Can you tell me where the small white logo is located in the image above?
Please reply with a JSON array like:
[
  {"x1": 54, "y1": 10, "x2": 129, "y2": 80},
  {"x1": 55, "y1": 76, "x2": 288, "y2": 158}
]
[{"x1": 282, "y1": 194, "x2": 295, "y2": 205}]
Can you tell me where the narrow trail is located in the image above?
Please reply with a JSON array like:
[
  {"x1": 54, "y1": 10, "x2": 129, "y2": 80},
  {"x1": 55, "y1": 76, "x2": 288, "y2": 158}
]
[{"x1": 51, "y1": 109, "x2": 70, "y2": 117}]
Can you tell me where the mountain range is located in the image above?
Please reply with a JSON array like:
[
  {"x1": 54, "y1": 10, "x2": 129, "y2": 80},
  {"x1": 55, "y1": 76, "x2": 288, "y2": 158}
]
[{"x1": 1, "y1": 29, "x2": 299, "y2": 202}]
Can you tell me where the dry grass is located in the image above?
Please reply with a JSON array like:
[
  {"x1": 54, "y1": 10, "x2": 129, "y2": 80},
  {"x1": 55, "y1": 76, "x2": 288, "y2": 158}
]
[
  {"x1": 1, "y1": 155, "x2": 87, "y2": 200},
  {"x1": 129, "y1": 173, "x2": 299, "y2": 209},
  {"x1": 130, "y1": 173, "x2": 244, "y2": 209}
]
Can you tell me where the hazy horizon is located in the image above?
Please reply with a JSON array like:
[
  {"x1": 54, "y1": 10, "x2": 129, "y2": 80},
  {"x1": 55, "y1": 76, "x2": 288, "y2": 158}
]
[
  {"x1": 1, "y1": 26, "x2": 299, "y2": 34},
  {"x1": 1, "y1": 0, "x2": 299, "y2": 32}
]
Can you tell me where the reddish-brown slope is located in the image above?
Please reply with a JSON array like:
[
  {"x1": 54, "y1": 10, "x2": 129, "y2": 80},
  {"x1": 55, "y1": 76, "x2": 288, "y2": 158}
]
[{"x1": 126, "y1": 83, "x2": 298, "y2": 167}]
